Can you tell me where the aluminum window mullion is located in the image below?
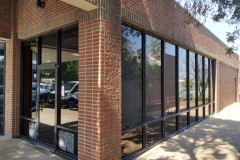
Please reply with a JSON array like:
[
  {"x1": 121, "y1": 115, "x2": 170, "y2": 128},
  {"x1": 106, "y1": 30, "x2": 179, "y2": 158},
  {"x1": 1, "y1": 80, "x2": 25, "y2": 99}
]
[
  {"x1": 161, "y1": 40, "x2": 165, "y2": 138},
  {"x1": 176, "y1": 46, "x2": 179, "y2": 131},
  {"x1": 195, "y1": 53, "x2": 198, "y2": 121},
  {"x1": 202, "y1": 57, "x2": 205, "y2": 117},
  {"x1": 186, "y1": 50, "x2": 190, "y2": 125}
]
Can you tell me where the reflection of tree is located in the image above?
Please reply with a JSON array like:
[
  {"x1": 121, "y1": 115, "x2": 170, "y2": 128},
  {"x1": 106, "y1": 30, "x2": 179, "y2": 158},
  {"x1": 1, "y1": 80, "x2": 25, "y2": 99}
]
[
  {"x1": 189, "y1": 56, "x2": 209, "y2": 101},
  {"x1": 122, "y1": 26, "x2": 142, "y2": 81},
  {"x1": 40, "y1": 69, "x2": 55, "y2": 78},
  {"x1": 146, "y1": 37, "x2": 161, "y2": 88},
  {"x1": 61, "y1": 61, "x2": 78, "y2": 82}
]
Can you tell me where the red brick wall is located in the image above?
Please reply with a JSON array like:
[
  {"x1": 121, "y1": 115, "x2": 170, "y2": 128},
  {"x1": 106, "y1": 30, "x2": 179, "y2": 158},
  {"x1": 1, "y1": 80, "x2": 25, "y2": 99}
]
[
  {"x1": 121, "y1": 0, "x2": 239, "y2": 70},
  {"x1": 0, "y1": 0, "x2": 11, "y2": 39},
  {"x1": 78, "y1": 0, "x2": 121, "y2": 159},
  {"x1": 5, "y1": 0, "x2": 21, "y2": 137},
  {"x1": 218, "y1": 63, "x2": 238, "y2": 111}
]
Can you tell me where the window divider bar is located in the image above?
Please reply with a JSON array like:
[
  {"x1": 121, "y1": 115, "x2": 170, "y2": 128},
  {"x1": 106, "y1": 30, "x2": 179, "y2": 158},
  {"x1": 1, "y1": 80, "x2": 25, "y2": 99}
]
[
  {"x1": 176, "y1": 45, "x2": 179, "y2": 131},
  {"x1": 161, "y1": 40, "x2": 165, "y2": 138}
]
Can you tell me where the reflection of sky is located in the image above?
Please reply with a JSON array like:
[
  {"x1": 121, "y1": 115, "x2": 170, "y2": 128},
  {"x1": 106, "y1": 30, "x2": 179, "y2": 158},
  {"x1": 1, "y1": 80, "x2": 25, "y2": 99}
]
[
  {"x1": 179, "y1": 48, "x2": 186, "y2": 80},
  {"x1": 165, "y1": 42, "x2": 175, "y2": 56}
]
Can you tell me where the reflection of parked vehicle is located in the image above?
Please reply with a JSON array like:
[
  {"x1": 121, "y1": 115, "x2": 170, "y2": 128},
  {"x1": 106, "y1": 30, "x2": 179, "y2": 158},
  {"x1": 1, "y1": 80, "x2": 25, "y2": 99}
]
[{"x1": 48, "y1": 81, "x2": 78, "y2": 108}]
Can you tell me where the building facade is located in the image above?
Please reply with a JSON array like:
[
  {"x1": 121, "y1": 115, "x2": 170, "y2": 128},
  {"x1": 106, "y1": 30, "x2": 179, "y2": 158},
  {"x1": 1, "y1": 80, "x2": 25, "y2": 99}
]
[{"x1": 0, "y1": 0, "x2": 239, "y2": 159}]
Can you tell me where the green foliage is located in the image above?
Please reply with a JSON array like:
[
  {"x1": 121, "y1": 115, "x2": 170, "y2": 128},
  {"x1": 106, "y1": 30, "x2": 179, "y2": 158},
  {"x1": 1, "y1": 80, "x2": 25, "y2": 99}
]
[
  {"x1": 176, "y1": 0, "x2": 240, "y2": 55},
  {"x1": 61, "y1": 60, "x2": 78, "y2": 82}
]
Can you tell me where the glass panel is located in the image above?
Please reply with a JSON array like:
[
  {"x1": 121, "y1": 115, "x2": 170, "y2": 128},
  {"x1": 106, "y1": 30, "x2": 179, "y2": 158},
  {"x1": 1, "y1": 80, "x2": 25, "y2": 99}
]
[
  {"x1": 21, "y1": 119, "x2": 37, "y2": 139},
  {"x1": 147, "y1": 121, "x2": 162, "y2": 146},
  {"x1": 190, "y1": 109, "x2": 196, "y2": 124},
  {"x1": 146, "y1": 35, "x2": 161, "y2": 121},
  {"x1": 205, "y1": 58, "x2": 209, "y2": 103},
  {"x1": 60, "y1": 27, "x2": 78, "y2": 131},
  {"x1": 164, "y1": 42, "x2": 176, "y2": 115},
  {"x1": 165, "y1": 116, "x2": 176, "y2": 136},
  {"x1": 122, "y1": 128, "x2": 143, "y2": 158},
  {"x1": 179, "y1": 48, "x2": 187, "y2": 111},
  {"x1": 205, "y1": 105, "x2": 209, "y2": 116},
  {"x1": 42, "y1": 33, "x2": 57, "y2": 64},
  {"x1": 198, "y1": 107, "x2": 203, "y2": 120},
  {"x1": 198, "y1": 55, "x2": 203, "y2": 105},
  {"x1": 0, "y1": 43, "x2": 4, "y2": 134},
  {"x1": 22, "y1": 40, "x2": 38, "y2": 119},
  {"x1": 189, "y1": 52, "x2": 196, "y2": 108},
  {"x1": 39, "y1": 68, "x2": 55, "y2": 146},
  {"x1": 122, "y1": 25, "x2": 142, "y2": 128},
  {"x1": 179, "y1": 112, "x2": 187, "y2": 129}
]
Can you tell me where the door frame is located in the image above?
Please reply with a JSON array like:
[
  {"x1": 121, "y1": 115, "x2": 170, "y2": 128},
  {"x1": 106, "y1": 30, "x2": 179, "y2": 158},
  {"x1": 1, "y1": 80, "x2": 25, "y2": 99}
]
[{"x1": 36, "y1": 63, "x2": 58, "y2": 148}]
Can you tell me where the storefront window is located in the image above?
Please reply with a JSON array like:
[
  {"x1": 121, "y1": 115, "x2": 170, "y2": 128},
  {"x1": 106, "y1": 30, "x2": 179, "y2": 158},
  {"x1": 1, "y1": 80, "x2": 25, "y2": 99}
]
[
  {"x1": 0, "y1": 43, "x2": 4, "y2": 134},
  {"x1": 164, "y1": 42, "x2": 176, "y2": 115}
]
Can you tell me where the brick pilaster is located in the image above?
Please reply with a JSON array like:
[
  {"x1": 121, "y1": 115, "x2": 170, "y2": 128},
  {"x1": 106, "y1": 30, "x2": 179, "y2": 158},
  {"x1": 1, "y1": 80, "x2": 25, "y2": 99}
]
[
  {"x1": 5, "y1": 0, "x2": 21, "y2": 138},
  {"x1": 78, "y1": 0, "x2": 121, "y2": 159}
]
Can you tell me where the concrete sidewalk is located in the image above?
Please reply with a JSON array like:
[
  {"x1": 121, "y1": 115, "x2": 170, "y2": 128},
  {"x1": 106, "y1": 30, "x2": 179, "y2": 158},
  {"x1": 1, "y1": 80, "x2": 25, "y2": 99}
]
[
  {"x1": 136, "y1": 103, "x2": 240, "y2": 160},
  {"x1": 0, "y1": 136, "x2": 64, "y2": 160}
]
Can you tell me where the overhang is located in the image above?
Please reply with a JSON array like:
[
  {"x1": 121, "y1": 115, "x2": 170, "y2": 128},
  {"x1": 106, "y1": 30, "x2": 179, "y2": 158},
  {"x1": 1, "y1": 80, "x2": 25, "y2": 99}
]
[{"x1": 60, "y1": 0, "x2": 98, "y2": 11}]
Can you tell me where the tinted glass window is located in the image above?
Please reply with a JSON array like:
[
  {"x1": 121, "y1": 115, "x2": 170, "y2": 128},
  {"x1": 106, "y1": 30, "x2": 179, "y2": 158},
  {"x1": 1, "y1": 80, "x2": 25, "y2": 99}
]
[
  {"x1": 198, "y1": 55, "x2": 203, "y2": 105},
  {"x1": 0, "y1": 43, "x2": 4, "y2": 134},
  {"x1": 122, "y1": 25, "x2": 142, "y2": 128},
  {"x1": 146, "y1": 35, "x2": 161, "y2": 121},
  {"x1": 179, "y1": 48, "x2": 187, "y2": 111},
  {"x1": 60, "y1": 27, "x2": 79, "y2": 131},
  {"x1": 42, "y1": 33, "x2": 57, "y2": 64},
  {"x1": 164, "y1": 42, "x2": 176, "y2": 115},
  {"x1": 189, "y1": 52, "x2": 196, "y2": 108}
]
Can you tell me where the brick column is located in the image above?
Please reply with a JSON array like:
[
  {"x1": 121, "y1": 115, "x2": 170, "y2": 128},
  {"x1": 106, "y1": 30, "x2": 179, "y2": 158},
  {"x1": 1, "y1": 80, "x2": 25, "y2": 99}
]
[
  {"x1": 78, "y1": 0, "x2": 121, "y2": 159},
  {"x1": 5, "y1": 0, "x2": 21, "y2": 138}
]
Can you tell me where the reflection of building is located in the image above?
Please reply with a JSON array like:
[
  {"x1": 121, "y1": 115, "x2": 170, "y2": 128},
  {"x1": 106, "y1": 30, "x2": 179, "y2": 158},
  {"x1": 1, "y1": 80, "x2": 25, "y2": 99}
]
[{"x1": 0, "y1": 0, "x2": 239, "y2": 159}]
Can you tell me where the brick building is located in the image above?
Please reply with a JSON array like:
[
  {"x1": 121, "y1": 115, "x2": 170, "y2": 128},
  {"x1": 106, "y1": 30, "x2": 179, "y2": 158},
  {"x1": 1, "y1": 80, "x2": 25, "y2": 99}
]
[{"x1": 0, "y1": 0, "x2": 239, "y2": 159}]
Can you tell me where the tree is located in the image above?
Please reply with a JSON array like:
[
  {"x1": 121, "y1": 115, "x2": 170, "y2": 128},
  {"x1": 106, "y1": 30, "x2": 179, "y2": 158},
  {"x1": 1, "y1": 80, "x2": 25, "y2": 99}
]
[{"x1": 176, "y1": 0, "x2": 240, "y2": 54}]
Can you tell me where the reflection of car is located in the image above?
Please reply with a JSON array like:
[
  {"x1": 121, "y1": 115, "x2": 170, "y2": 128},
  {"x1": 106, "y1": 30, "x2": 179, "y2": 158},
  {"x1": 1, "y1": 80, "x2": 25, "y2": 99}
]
[
  {"x1": 179, "y1": 90, "x2": 193, "y2": 100},
  {"x1": 32, "y1": 82, "x2": 53, "y2": 93},
  {"x1": 48, "y1": 81, "x2": 78, "y2": 108}
]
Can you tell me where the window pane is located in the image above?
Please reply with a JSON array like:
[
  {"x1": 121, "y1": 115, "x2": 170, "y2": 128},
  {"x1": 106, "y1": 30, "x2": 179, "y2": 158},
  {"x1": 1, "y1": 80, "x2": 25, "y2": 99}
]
[
  {"x1": 205, "y1": 58, "x2": 209, "y2": 103},
  {"x1": 198, "y1": 107, "x2": 203, "y2": 119},
  {"x1": 147, "y1": 121, "x2": 162, "y2": 146},
  {"x1": 205, "y1": 105, "x2": 209, "y2": 116},
  {"x1": 179, "y1": 48, "x2": 187, "y2": 111},
  {"x1": 190, "y1": 109, "x2": 196, "y2": 124},
  {"x1": 164, "y1": 42, "x2": 176, "y2": 115},
  {"x1": 122, "y1": 25, "x2": 142, "y2": 128},
  {"x1": 165, "y1": 116, "x2": 176, "y2": 136},
  {"x1": 179, "y1": 112, "x2": 187, "y2": 129},
  {"x1": 198, "y1": 55, "x2": 203, "y2": 105},
  {"x1": 189, "y1": 52, "x2": 196, "y2": 108},
  {"x1": 0, "y1": 43, "x2": 4, "y2": 134},
  {"x1": 146, "y1": 35, "x2": 161, "y2": 121},
  {"x1": 60, "y1": 27, "x2": 78, "y2": 131},
  {"x1": 122, "y1": 128, "x2": 143, "y2": 158},
  {"x1": 42, "y1": 33, "x2": 57, "y2": 64},
  {"x1": 22, "y1": 40, "x2": 38, "y2": 119}
]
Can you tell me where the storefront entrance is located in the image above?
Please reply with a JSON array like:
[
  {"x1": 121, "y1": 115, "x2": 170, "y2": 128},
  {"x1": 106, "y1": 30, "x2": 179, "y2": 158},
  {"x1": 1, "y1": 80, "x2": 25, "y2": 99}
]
[{"x1": 21, "y1": 26, "x2": 78, "y2": 158}]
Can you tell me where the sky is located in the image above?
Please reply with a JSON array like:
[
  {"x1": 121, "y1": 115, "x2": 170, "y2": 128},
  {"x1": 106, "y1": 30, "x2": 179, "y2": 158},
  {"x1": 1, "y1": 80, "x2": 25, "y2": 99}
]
[{"x1": 204, "y1": 19, "x2": 240, "y2": 55}]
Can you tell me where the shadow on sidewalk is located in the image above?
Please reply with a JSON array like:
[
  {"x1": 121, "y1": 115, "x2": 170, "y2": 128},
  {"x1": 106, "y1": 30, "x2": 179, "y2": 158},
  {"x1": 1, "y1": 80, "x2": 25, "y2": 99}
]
[{"x1": 137, "y1": 117, "x2": 240, "y2": 160}]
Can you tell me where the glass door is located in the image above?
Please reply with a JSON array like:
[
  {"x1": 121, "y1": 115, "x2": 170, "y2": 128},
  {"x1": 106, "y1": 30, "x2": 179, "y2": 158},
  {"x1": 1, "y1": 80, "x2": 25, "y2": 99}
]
[{"x1": 37, "y1": 64, "x2": 57, "y2": 146}]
